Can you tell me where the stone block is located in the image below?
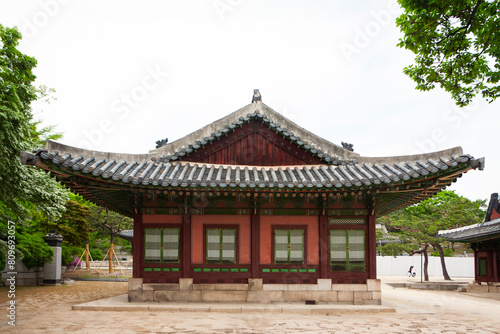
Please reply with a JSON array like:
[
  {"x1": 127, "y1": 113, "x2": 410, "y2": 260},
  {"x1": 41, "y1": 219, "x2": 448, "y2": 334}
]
[
  {"x1": 317, "y1": 279, "x2": 332, "y2": 291},
  {"x1": 171, "y1": 291, "x2": 202, "y2": 302},
  {"x1": 353, "y1": 291, "x2": 372, "y2": 305},
  {"x1": 467, "y1": 285, "x2": 489, "y2": 293},
  {"x1": 263, "y1": 284, "x2": 288, "y2": 291},
  {"x1": 210, "y1": 306, "x2": 242, "y2": 313},
  {"x1": 246, "y1": 291, "x2": 284, "y2": 303},
  {"x1": 372, "y1": 291, "x2": 382, "y2": 302},
  {"x1": 194, "y1": 283, "x2": 248, "y2": 291},
  {"x1": 337, "y1": 291, "x2": 354, "y2": 302},
  {"x1": 283, "y1": 291, "x2": 337, "y2": 303},
  {"x1": 154, "y1": 290, "x2": 175, "y2": 301},
  {"x1": 248, "y1": 278, "x2": 263, "y2": 291},
  {"x1": 366, "y1": 279, "x2": 381, "y2": 292},
  {"x1": 143, "y1": 283, "x2": 179, "y2": 291},
  {"x1": 128, "y1": 278, "x2": 143, "y2": 291},
  {"x1": 331, "y1": 284, "x2": 367, "y2": 291},
  {"x1": 179, "y1": 278, "x2": 193, "y2": 291},
  {"x1": 201, "y1": 290, "x2": 247, "y2": 302},
  {"x1": 489, "y1": 286, "x2": 499, "y2": 293},
  {"x1": 287, "y1": 284, "x2": 318, "y2": 291},
  {"x1": 128, "y1": 290, "x2": 154, "y2": 302}
]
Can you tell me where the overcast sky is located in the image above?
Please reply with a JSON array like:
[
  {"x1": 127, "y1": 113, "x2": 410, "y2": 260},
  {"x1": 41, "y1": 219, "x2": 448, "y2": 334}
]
[{"x1": 1, "y1": 0, "x2": 498, "y2": 202}]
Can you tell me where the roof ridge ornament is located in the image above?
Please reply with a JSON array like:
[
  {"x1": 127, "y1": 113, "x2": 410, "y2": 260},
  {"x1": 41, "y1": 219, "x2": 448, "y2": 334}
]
[
  {"x1": 156, "y1": 138, "x2": 168, "y2": 149},
  {"x1": 341, "y1": 141, "x2": 354, "y2": 152},
  {"x1": 251, "y1": 89, "x2": 262, "y2": 103}
]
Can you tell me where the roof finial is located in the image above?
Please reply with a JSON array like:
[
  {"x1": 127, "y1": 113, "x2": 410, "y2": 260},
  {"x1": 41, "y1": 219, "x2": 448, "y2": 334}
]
[
  {"x1": 341, "y1": 141, "x2": 354, "y2": 152},
  {"x1": 156, "y1": 138, "x2": 168, "y2": 149},
  {"x1": 252, "y1": 89, "x2": 262, "y2": 103}
]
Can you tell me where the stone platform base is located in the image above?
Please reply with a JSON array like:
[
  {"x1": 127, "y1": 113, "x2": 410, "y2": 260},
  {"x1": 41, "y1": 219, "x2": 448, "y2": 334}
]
[
  {"x1": 467, "y1": 282, "x2": 500, "y2": 293},
  {"x1": 128, "y1": 278, "x2": 381, "y2": 305}
]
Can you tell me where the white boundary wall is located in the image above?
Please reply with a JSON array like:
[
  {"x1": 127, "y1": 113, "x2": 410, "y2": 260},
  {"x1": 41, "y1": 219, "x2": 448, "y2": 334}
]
[{"x1": 376, "y1": 256, "x2": 474, "y2": 277}]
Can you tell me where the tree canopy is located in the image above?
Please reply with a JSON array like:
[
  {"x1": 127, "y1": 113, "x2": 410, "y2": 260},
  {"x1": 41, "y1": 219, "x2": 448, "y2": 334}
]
[
  {"x1": 378, "y1": 191, "x2": 485, "y2": 280},
  {"x1": 397, "y1": 0, "x2": 500, "y2": 106},
  {"x1": 0, "y1": 25, "x2": 67, "y2": 221}
]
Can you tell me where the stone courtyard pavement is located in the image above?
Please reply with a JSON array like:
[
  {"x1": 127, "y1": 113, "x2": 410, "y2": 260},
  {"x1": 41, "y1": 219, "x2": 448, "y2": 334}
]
[{"x1": 1, "y1": 277, "x2": 499, "y2": 333}]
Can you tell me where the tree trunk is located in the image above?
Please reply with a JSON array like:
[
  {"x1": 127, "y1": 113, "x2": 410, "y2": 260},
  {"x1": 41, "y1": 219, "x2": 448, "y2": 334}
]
[
  {"x1": 423, "y1": 247, "x2": 429, "y2": 281},
  {"x1": 109, "y1": 233, "x2": 115, "y2": 274},
  {"x1": 434, "y1": 243, "x2": 451, "y2": 280}
]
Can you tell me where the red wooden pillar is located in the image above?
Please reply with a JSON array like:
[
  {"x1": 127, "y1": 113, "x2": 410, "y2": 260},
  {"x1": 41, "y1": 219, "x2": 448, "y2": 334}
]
[
  {"x1": 474, "y1": 249, "x2": 479, "y2": 282},
  {"x1": 132, "y1": 213, "x2": 142, "y2": 278},
  {"x1": 494, "y1": 250, "x2": 499, "y2": 282},
  {"x1": 319, "y1": 215, "x2": 329, "y2": 278},
  {"x1": 251, "y1": 214, "x2": 260, "y2": 277},
  {"x1": 182, "y1": 214, "x2": 192, "y2": 278},
  {"x1": 367, "y1": 215, "x2": 377, "y2": 279}
]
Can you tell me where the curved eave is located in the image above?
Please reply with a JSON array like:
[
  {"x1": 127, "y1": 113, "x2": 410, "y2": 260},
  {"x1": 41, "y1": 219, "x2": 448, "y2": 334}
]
[{"x1": 21, "y1": 149, "x2": 484, "y2": 217}]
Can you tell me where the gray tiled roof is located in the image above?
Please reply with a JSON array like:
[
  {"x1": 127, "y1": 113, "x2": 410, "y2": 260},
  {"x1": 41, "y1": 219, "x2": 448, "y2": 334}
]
[
  {"x1": 150, "y1": 101, "x2": 360, "y2": 164},
  {"x1": 438, "y1": 219, "x2": 500, "y2": 242},
  {"x1": 37, "y1": 149, "x2": 477, "y2": 189},
  {"x1": 116, "y1": 229, "x2": 134, "y2": 242}
]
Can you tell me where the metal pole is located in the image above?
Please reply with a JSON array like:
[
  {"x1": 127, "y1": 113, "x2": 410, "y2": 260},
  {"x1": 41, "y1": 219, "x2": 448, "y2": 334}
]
[{"x1": 420, "y1": 251, "x2": 423, "y2": 283}]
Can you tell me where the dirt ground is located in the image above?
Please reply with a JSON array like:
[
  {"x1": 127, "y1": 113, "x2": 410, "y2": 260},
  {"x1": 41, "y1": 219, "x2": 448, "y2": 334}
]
[{"x1": 1, "y1": 277, "x2": 499, "y2": 334}]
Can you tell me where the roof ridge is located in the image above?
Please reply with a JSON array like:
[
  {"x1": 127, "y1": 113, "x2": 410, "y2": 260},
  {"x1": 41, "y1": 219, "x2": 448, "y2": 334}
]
[{"x1": 149, "y1": 101, "x2": 361, "y2": 164}]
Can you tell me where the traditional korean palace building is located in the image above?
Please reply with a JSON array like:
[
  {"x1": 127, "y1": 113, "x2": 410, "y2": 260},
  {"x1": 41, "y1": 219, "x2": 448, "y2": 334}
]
[
  {"x1": 21, "y1": 93, "x2": 484, "y2": 304},
  {"x1": 439, "y1": 193, "x2": 500, "y2": 284}
]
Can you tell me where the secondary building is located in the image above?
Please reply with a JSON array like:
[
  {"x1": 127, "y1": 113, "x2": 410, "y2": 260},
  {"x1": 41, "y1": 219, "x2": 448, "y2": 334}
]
[{"x1": 439, "y1": 193, "x2": 500, "y2": 284}]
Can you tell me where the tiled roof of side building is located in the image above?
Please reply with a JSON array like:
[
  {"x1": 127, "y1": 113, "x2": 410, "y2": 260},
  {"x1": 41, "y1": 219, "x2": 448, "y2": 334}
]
[{"x1": 438, "y1": 218, "x2": 500, "y2": 242}]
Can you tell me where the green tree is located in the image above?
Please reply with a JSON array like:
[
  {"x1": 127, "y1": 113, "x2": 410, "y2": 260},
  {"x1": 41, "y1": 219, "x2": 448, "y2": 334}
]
[
  {"x1": 397, "y1": 0, "x2": 500, "y2": 107},
  {"x1": 0, "y1": 25, "x2": 67, "y2": 220},
  {"x1": 38, "y1": 193, "x2": 92, "y2": 246},
  {"x1": 0, "y1": 25, "x2": 67, "y2": 269},
  {"x1": 379, "y1": 191, "x2": 485, "y2": 280}
]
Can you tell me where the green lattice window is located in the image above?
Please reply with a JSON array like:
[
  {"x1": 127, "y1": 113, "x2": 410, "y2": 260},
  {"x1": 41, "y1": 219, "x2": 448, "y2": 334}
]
[
  {"x1": 206, "y1": 228, "x2": 236, "y2": 264},
  {"x1": 330, "y1": 229, "x2": 365, "y2": 272},
  {"x1": 144, "y1": 228, "x2": 180, "y2": 263},
  {"x1": 478, "y1": 258, "x2": 487, "y2": 276},
  {"x1": 274, "y1": 229, "x2": 304, "y2": 264}
]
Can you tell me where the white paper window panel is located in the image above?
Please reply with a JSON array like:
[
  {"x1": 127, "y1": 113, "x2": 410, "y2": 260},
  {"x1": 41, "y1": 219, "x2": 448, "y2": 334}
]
[
  {"x1": 207, "y1": 250, "x2": 219, "y2": 259},
  {"x1": 222, "y1": 250, "x2": 235, "y2": 258},
  {"x1": 145, "y1": 234, "x2": 161, "y2": 243},
  {"x1": 349, "y1": 235, "x2": 364, "y2": 243},
  {"x1": 331, "y1": 236, "x2": 346, "y2": 244},
  {"x1": 207, "y1": 235, "x2": 220, "y2": 243},
  {"x1": 290, "y1": 236, "x2": 302, "y2": 244},
  {"x1": 164, "y1": 250, "x2": 179, "y2": 257},
  {"x1": 275, "y1": 251, "x2": 288, "y2": 260},
  {"x1": 222, "y1": 235, "x2": 235, "y2": 243},
  {"x1": 164, "y1": 234, "x2": 178, "y2": 243},
  {"x1": 331, "y1": 251, "x2": 346, "y2": 260},
  {"x1": 276, "y1": 235, "x2": 288, "y2": 244},
  {"x1": 290, "y1": 251, "x2": 303, "y2": 259},
  {"x1": 145, "y1": 249, "x2": 161, "y2": 258},
  {"x1": 349, "y1": 251, "x2": 365, "y2": 260}
]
